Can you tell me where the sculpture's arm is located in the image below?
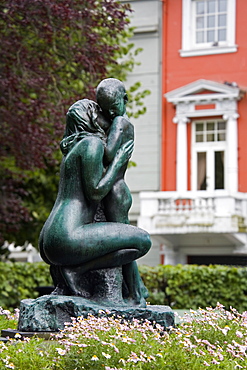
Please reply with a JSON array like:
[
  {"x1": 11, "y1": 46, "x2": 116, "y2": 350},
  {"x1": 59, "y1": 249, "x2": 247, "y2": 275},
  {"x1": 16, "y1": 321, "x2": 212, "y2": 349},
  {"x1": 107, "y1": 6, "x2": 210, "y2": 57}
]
[{"x1": 81, "y1": 136, "x2": 133, "y2": 203}]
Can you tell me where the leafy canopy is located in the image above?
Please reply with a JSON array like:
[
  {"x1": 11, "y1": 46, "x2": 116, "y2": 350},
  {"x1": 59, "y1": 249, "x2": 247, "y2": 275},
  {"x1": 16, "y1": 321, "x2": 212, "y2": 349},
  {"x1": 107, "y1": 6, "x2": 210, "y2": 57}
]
[{"x1": 0, "y1": 0, "x2": 148, "y2": 245}]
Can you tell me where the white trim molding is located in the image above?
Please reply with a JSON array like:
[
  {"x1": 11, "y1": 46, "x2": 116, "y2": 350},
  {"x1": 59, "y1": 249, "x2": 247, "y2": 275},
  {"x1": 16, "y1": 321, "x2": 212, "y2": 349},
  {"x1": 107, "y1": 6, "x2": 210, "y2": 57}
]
[
  {"x1": 165, "y1": 79, "x2": 244, "y2": 193},
  {"x1": 180, "y1": 0, "x2": 237, "y2": 57},
  {"x1": 223, "y1": 112, "x2": 239, "y2": 193},
  {"x1": 173, "y1": 116, "x2": 190, "y2": 192}
]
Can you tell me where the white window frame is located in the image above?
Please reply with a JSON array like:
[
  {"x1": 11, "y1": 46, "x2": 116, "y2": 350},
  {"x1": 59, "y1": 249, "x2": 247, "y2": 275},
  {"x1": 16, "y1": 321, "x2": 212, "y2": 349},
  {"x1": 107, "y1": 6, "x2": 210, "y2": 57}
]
[
  {"x1": 180, "y1": 0, "x2": 237, "y2": 57},
  {"x1": 192, "y1": 119, "x2": 227, "y2": 192}
]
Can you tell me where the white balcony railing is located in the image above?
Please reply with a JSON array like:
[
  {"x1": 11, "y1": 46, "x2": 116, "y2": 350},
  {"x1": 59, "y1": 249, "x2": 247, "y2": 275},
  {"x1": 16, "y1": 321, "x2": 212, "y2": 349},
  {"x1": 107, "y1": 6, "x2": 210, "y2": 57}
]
[
  {"x1": 139, "y1": 191, "x2": 247, "y2": 234},
  {"x1": 158, "y1": 197, "x2": 215, "y2": 214}
]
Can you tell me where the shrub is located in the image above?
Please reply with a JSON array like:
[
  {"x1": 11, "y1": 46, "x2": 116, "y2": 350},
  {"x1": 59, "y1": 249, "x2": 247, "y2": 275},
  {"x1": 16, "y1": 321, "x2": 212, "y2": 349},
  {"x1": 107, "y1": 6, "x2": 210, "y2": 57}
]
[
  {"x1": 2, "y1": 262, "x2": 247, "y2": 312},
  {"x1": 139, "y1": 264, "x2": 247, "y2": 311},
  {"x1": 0, "y1": 262, "x2": 52, "y2": 310}
]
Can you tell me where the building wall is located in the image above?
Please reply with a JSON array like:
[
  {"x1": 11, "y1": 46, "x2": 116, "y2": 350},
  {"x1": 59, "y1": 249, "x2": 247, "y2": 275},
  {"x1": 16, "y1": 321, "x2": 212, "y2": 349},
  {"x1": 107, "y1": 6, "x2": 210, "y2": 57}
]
[
  {"x1": 121, "y1": 0, "x2": 247, "y2": 266},
  {"x1": 138, "y1": 0, "x2": 247, "y2": 266},
  {"x1": 121, "y1": 0, "x2": 162, "y2": 223},
  {"x1": 161, "y1": 0, "x2": 247, "y2": 192}
]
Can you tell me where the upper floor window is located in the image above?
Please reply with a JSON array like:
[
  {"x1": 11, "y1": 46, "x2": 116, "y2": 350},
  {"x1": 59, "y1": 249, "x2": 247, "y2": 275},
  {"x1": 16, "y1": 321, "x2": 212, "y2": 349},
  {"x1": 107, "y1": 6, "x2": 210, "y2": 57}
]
[
  {"x1": 195, "y1": 0, "x2": 227, "y2": 45},
  {"x1": 180, "y1": 0, "x2": 237, "y2": 57}
]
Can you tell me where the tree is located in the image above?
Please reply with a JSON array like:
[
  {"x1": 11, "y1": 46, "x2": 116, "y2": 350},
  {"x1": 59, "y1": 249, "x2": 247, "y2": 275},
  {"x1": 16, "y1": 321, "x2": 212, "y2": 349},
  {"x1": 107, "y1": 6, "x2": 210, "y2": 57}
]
[{"x1": 0, "y1": 0, "x2": 148, "y2": 246}]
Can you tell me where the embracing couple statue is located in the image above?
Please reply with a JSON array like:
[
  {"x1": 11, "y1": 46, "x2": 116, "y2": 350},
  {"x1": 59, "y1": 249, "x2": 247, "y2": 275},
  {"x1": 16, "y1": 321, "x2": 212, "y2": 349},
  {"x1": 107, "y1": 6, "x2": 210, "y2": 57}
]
[
  {"x1": 39, "y1": 78, "x2": 151, "y2": 307},
  {"x1": 16, "y1": 78, "x2": 174, "y2": 334}
]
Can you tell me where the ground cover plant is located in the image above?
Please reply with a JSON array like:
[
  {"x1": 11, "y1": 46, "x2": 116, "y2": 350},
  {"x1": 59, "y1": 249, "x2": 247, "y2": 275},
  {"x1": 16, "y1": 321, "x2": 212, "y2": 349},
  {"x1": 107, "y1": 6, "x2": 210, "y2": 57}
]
[{"x1": 1, "y1": 303, "x2": 247, "y2": 369}]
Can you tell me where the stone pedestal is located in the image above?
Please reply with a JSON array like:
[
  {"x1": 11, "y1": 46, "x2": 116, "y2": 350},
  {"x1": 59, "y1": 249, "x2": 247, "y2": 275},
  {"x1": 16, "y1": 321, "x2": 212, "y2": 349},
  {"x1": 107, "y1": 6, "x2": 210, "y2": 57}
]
[
  {"x1": 18, "y1": 295, "x2": 174, "y2": 332},
  {"x1": 17, "y1": 266, "x2": 175, "y2": 332}
]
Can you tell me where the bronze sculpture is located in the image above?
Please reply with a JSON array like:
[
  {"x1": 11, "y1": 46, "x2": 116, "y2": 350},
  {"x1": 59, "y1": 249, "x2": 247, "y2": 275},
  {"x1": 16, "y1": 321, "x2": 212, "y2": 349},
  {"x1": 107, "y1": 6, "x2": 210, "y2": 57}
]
[
  {"x1": 16, "y1": 79, "x2": 174, "y2": 333},
  {"x1": 39, "y1": 78, "x2": 151, "y2": 306}
]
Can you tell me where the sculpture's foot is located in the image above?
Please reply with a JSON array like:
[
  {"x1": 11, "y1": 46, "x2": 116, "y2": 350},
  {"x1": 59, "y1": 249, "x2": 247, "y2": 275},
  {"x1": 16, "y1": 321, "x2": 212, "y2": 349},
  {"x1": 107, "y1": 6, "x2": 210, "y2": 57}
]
[
  {"x1": 50, "y1": 265, "x2": 72, "y2": 296},
  {"x1": 60, "y1": 266, "x2": 91, "y2": 298},
  {"x1": 51, "y1": 263, "x2": 148, "y2": 308},
  {"x1": 125, "y1": 296, "x2": 147, "y2": 308},
  {"x1": 51, "y1": 284, "x2": 71, "y2": 296},
  {"x1": 122, "y1": 261, "x2": 149, "y2": 306},
  {"x1": 140, "y1": 280, "x2": 149, "y2": 299}
]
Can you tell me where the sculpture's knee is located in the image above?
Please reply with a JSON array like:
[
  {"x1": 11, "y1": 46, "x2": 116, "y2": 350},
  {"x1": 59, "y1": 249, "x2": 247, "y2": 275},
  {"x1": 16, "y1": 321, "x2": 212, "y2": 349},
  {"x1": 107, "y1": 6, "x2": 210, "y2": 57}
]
[
  {"x1": 134, "y1": 228, "x2": 151, "y2": 256},
  {"x1": 142, "y1": 231, "x2": 152, "y2": 255}
]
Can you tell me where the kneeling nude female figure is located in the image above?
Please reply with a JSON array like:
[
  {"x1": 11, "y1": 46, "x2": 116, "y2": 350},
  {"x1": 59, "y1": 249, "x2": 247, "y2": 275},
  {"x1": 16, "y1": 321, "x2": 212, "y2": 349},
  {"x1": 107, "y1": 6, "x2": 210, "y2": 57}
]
[{"x1": 39, "y1": 98, "x2": 151, "y2": 306}]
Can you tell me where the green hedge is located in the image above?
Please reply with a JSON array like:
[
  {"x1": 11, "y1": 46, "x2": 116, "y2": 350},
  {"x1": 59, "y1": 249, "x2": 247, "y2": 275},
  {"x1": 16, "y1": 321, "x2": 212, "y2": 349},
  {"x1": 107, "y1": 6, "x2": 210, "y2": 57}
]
[
  {"x1": 0, "y1": 262, "x2": 52, "y2": 310},
  {"x1": 139, "y1": 264, "x2": 247, "y2": 311},
  {"x1": 2, "y1": 262, "x2": 247, "y2": 312}
]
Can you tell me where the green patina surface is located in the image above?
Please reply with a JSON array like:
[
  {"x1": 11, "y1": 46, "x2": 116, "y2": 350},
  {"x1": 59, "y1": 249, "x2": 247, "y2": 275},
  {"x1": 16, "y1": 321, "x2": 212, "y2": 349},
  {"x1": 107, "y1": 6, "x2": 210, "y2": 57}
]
[{"x1": 18, "y1": 79, "x2": 168, "y2": 332}]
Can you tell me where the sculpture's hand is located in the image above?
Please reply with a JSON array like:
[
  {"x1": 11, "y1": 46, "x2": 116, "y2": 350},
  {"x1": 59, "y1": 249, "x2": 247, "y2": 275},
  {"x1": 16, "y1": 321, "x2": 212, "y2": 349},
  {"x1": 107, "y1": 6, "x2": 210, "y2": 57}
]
[
  {"x1": 115, "y1": 140, "x2": 134, "y2": 165},
  {"x1": 81, "y1": 137, "x2": 133, "y2": 203}
]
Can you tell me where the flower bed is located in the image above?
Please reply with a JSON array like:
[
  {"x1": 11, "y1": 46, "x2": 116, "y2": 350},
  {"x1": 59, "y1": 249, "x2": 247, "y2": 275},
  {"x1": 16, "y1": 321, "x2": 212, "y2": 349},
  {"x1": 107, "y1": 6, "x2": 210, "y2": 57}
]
[{"x1": 1, "y1": 303, "x2": 247, "y2": 369}]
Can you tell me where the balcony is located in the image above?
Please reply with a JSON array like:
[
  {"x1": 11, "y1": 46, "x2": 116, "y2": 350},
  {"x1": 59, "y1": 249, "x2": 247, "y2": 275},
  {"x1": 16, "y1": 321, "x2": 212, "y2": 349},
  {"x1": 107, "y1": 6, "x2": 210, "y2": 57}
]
[{"x1": 139, "y1": 191, "x2": 247, "y2": 239}]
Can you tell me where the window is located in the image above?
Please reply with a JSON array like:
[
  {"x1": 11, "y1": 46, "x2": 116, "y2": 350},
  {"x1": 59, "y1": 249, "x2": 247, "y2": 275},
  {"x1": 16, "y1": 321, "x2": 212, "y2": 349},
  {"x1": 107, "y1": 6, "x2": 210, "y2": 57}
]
[
  {"x1": 195, "y1": 0, "x2": 227, "y2": 45},
  {"x1": 181, "y1": 0, "x2": 237, "y2": 57},
  {"x1": 165, "y1": 79, "x2": 241, "y2": 194},
  {"x1": 192, "y1": 120, "x2": 226, "y2": 191},
  {"x1": 195, "y1": 121, "x2": 226, "y2": 142}
]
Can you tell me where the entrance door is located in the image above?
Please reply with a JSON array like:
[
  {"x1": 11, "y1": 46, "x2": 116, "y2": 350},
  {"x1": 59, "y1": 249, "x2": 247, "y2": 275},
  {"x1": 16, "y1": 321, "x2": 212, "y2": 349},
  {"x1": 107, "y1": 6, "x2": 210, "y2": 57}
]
[{"x1": 192, "y1": 120, "x2": 226, "y2": 192}]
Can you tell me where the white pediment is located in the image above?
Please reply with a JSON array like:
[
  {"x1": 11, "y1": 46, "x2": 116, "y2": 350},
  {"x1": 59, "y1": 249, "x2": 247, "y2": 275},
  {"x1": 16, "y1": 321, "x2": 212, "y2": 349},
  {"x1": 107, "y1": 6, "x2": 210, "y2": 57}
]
[{"x1": 165, "y1": 79, "x2": 243, "y2": 104}]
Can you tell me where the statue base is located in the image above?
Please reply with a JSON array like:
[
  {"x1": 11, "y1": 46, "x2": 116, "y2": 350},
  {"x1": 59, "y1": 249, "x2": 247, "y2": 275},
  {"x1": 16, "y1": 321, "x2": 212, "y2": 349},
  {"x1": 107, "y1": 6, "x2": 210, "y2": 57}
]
[{"x1": 17, "y1": 295, "x2": 174, "y2": 332}]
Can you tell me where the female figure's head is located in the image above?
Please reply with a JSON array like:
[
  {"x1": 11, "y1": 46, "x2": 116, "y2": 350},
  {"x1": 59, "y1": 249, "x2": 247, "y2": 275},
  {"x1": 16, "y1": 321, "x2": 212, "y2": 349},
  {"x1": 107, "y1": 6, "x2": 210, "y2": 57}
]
[
  {"x1": 65, "y1": 99, "x2": 105, "y2": 137},
  {"x1": 60, "y1": 99, "x2": 106, "y2": 155}
]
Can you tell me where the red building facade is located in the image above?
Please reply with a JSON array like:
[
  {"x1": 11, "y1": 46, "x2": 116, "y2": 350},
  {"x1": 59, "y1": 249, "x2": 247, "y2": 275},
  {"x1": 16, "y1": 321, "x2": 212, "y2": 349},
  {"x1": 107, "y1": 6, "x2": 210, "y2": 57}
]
[
  {"x1": 139, "y1": 0, "x2": 247, "y2": 265},
  {"x1": 162, "y1": 0, "x2": 247, "y2": 192}
]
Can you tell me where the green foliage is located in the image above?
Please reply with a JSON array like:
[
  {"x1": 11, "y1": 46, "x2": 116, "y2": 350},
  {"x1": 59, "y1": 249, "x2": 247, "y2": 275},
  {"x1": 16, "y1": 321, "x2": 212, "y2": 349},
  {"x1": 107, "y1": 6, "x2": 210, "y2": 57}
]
[
  {"x1": 2, "y1": 262, "x2": 247, "y2": 313},
  {"x1": 1, "y1": 0, "x2": 150, "y2": 246},
  {"x1": 3, "y1": 262, "x2": 247, "y2": 314},
  {"x1": 0, "y1": 262, "x2": 52, "y2": 310},
  {"x1": 127, "y1": 81, "x2": 151, "y2": 119},
  {"x1": 1, "y1": 305, "x2": 247, "y2": 369},
  {"x1": 0, "y1": 335, "x2": 57, "y2": 370},
  {"x1": 19, "y1": 157, "x2": 62, "y2": 246},
  {"x1": 0, "y1": 309, "x2": 17, "y2": 331},
  {"x1": 139, "y1": 264, "x2": 247, "y2": 311}
]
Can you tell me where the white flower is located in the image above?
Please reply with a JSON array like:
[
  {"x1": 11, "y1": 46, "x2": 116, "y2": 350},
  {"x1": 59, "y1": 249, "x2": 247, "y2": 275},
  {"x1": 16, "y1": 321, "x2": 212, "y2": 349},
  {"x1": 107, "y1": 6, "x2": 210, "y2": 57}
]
[
  {"x1": 102, "y1": 352, "x2": 111, "y2": 359},
  {"x1": 234, "y1": 362, "x2": 243, "y2": 369},
  {"x1": 91, "y1": 355, "x2": 99, "y2": 361},
  {"x1": 236, "y1": 330, "x2": 243, "y2": 338},
  {"x1": 212, "y1": 359, "x2": 220, "y2": 364},
  {"x1": 56, "y1": 348, "x2": 66, "y2": 356},
  {"x1": 2, "y1": 356, "x2": 10, "y2": 364},
  {"x1": 218, "y1": 353, "x2": 224, "y2": 361},
  {"x1": 6, "y1": 364, "x2": 15, "y2": 369},
  {"x1": 221, "y1": 327, "x2": 229, "y2": 335},
  {"x1": 156, "y1": 353, "x2": 163, "y2": 358}
]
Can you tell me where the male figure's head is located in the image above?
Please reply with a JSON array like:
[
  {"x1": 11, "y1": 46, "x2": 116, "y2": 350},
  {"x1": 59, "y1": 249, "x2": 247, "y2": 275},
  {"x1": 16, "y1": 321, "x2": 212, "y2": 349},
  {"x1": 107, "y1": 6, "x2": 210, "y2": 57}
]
[{"x1": 96, "y1": 78, "x2": 128, "y2": 121}]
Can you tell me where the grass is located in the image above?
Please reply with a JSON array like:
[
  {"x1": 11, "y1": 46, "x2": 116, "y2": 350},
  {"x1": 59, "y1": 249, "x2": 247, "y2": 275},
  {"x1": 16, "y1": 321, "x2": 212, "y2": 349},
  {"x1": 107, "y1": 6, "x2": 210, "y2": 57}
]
[{"x1": 0, "y1": 303, "x2": 247, "y2": 369}]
